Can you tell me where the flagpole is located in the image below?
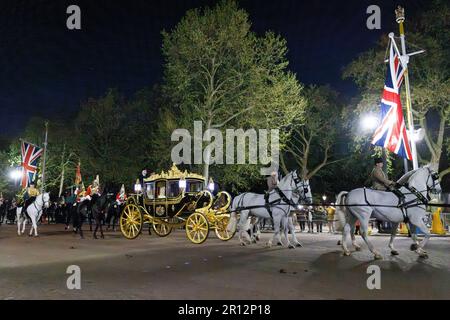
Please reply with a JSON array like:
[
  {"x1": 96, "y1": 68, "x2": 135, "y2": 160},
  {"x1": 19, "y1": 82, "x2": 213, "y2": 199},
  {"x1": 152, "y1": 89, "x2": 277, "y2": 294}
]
[
  {"x1": 395, "y1": 6, "x2": 419, "y2": 170},
  {"x1": 41, "y1": 121, "x2": 49, "y2": 194}
]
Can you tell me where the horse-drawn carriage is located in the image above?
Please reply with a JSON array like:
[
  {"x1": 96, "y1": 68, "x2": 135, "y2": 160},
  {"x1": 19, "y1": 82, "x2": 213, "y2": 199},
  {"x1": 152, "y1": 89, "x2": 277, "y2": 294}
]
[{"x1": 119, "y1": 164, "x2": 236, "y2": 244}]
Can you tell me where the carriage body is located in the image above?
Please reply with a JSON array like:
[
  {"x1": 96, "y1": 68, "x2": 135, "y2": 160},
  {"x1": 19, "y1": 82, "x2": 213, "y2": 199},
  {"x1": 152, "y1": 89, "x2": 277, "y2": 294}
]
[{"x1": 119, "y1": 164, "x2": 236, "y2": 243}]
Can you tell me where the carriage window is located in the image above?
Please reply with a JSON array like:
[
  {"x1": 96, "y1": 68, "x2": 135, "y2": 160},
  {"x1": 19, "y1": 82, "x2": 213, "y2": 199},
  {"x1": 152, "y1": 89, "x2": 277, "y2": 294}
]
[
  {"x1": 186, "y1": 180, "x2": 203, "y2": 192},
  {"x1": 168, "y1": 181, "x2": 180, "y2": 198},
  {"x1": 146, "y1": 182, "x2": 155, "y2": 199},
  {"x1": 156, "y1": 180, "x2": 166, "y2": 198}
]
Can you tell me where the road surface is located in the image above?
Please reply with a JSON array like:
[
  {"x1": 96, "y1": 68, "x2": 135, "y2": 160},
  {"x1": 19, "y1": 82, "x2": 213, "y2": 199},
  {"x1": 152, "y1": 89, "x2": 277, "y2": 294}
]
[{"x1": 0, "y1": 224, "x2": 449, "y2": 299}]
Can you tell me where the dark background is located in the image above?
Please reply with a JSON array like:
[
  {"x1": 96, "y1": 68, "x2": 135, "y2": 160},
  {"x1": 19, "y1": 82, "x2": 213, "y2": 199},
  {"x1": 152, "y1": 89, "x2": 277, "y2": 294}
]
[{"x1": 0, "y1": 0, "x2": 428, "y2": 136}]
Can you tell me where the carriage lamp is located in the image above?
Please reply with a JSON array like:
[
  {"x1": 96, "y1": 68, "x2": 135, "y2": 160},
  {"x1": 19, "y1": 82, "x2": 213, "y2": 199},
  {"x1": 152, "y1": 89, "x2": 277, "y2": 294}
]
[
  {"x1": 134, "y1": 180, "x2": 142, "y2": 193},
  {"x1": 208, "y1": 178, "x2": 215, "y2": 192},
  {"x1": 179, "y1": 177, "x2": 187, "y2": 190},
  {"x1": 322, "y1": 195, "x2": 327, "y2": 201}
]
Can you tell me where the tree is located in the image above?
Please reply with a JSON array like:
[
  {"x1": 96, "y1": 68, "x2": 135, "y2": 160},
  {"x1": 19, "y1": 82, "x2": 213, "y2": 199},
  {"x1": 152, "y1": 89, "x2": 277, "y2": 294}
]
[
  {"x1": 162, "y1": 0, "x2": 305, "y2": 187},
  {"x1": 281, "y1": 85, "x2": 343, "y2": 180}
]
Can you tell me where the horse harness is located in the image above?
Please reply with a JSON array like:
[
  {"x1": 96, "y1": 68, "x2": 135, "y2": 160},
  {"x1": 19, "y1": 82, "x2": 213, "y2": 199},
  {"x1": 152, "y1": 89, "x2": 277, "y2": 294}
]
[{"x1": 362, "y1": 169, "x2": 439, "y2": 224}]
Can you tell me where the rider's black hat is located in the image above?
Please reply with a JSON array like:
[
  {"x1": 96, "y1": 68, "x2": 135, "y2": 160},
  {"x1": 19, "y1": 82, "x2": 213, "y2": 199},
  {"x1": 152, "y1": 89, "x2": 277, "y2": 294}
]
[{"x1": 374, "y1": 157, "x2": 383, "y2": 165}]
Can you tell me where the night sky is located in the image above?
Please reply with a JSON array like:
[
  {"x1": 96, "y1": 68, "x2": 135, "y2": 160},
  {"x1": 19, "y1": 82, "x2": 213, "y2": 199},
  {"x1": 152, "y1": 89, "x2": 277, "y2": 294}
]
[{"x1": 0, "y1": 0, "x2": 428, "y2": 136}]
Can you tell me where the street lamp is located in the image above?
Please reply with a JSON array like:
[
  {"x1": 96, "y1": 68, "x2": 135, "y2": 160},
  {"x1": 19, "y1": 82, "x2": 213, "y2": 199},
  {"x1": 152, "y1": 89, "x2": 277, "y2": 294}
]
[
  {"x1": 9, "y1": 167, "x2": 22, "y2": 185},
  {"x1": 360, "y1": 114, "x2": 379, "y2": 132}
]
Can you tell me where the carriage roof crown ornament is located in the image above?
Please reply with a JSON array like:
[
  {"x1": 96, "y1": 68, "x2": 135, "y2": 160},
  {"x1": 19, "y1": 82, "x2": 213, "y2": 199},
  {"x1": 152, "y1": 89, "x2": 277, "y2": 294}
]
[{"x1": 146, "y1": 163, "x2": 205, "y2": 182}]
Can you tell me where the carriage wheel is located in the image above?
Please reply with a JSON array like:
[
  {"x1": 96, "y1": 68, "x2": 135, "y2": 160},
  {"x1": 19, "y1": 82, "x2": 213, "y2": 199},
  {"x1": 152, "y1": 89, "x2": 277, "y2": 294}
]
[
  {"x1": 152, "y1": 221, "x2": 172, "y2": 237},
  {"x1": 186, "y1": 212, "x2": 209, "y2": 244},
  {"x1": 120, "y1": 204, "x2": 143, "y2": 239},
  {"x1": 215, "y1": 215, "x2": 235, "y2": 241}
]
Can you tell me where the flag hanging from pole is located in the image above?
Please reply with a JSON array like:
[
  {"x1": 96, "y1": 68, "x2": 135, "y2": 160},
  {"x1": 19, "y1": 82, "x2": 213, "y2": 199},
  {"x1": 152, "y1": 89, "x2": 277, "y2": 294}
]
[
  {"x1": 20, "y1": 141, "x2": 43, "y2": 188},
  {"x1": 75, "y1": 162, "x2": 82, "y2": 185},
  {"x1": 371, "y1": 39, "x2": 412, "y2": 160}
]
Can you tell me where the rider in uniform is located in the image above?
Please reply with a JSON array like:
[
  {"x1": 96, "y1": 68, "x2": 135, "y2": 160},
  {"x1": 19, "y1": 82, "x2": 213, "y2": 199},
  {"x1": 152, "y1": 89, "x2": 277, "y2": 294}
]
[
  {"x1": 267, "y1": 171, "x2": 279, "y2": 193},
  {"x1": 22, "y1": 182, "x2": 40, "y2": 213},
  {"x1": 370, "y1": 157, "x2": 404, "y2": 201},
  {"x1": 116, "y1": 184, "x2": 127, "y2": 205}
]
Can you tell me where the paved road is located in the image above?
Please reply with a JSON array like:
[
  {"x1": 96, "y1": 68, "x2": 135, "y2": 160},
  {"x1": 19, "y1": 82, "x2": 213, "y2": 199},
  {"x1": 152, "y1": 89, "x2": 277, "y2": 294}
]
[{"x1": 0, "y1": 224, "x2": 449, "y2": 299}]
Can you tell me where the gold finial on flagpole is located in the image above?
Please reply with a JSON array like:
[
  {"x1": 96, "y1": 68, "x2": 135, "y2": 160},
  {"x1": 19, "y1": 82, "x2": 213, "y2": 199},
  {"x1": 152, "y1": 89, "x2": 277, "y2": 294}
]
[{"x1": 395, "y1": 6, "x2": 405, "y2": 23}]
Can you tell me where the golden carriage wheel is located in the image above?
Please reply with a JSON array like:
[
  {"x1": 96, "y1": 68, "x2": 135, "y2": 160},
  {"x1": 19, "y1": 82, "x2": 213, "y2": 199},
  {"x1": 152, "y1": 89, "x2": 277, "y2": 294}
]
[
  {"x1": 152, "y1": 221, "x2": 172, "y2": 237},
  {"x1": 120, "y1": 204, "x2": 143, "y2": 239},
  {"x1": 215, "y1": 215, "x2": 235, "y2": 241},
  {"x1": 186, "y1": 212, "x2": 210, "y2": 244}
]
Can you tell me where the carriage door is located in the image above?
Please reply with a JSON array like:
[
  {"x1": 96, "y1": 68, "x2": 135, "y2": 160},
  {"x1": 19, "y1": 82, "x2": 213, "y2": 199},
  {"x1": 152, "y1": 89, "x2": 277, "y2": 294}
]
[{"x1": 155, "y1": 179, "x2": 168, "y2": 217}]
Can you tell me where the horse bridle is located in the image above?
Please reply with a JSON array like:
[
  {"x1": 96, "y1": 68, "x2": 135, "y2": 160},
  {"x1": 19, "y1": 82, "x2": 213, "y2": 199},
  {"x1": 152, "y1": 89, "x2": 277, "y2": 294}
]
[
  {"x1": 33, "y1": 194, "x2": 50, "y2": 214},
  {"x1": 426, "y1": 167, "x2": 440, "y2": 196},
  {"x1": 291, "y1": 170, "x2": 312, "y2": 205}
]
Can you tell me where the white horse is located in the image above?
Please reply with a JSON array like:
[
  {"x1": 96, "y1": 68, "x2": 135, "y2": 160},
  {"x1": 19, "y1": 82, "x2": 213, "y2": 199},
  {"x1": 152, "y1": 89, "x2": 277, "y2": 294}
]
[
  {"x1": 227, "y1": 171, "x2": 311, "y2": 248},
  {"x1": 17, "y1": 193, "x2": 51, "y2": 237},
  {"x1": 337, "y1": 166, "x2": 441, "y2": 259}
]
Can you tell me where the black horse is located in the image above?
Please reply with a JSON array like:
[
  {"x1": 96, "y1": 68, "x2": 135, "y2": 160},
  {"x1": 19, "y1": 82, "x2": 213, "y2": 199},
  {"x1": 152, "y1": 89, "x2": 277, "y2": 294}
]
[
  {"x1": 91, "y1": 192, "x2": 110, "y2": 239},
  {"x1": 105, "y1": 195, "x2": 123, "y2": 231},
  {"x1": 73, "y1": 199, "x2": 90, "y2": 239}
]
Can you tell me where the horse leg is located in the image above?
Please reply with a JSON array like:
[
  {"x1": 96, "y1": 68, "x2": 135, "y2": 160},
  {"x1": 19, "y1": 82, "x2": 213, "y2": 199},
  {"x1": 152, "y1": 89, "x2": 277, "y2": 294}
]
[
  {"x1": 388, "y1": 223, "x2": 399, "y2": 255},
  {"x1": 17, "y1": 215, "x2": 22, "y2": 236},
  {"x1": 342, "y1": 218, "x2": 354, "y2": 256},
  {"x1": 113, "y1": 211, "x2": 118, "y2": 231},
  {"x1": 79, "y1": 216, "x2": 84, "y2": 239},
  {"x1": 268, "y1": 215, "x2": 282, "y2": 248},
  {"x1": 358, "y1": 219, "x2": 382, "y2": 260},
  {"x1": 289, "y1": 216, "x2": 302, "y2": 247},
  {"x1": 408, "y1": 217, "x2": 430, "y2": 258},
  {"x1": 93, "y1": 217, "x2": 98, "y2": 239},
  {"x1": 99, "y1": 216, "x2": 105, "y2": 239},
  {"x1": 281, "y1": 216, "x2": 292, "y2": 248},
  {"x1": 350, "y1": 223, "x2": 361, "y2": 251},
  {"x1": 238, "y1": 211, "x2": 251, "y2": 246}
]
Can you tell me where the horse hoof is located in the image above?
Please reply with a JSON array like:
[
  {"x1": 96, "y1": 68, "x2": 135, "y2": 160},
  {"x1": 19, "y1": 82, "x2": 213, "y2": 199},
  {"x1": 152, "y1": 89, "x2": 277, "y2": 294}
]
[
  {"x1": 277, "y1": 242, "x2": 283, "y2": 246},
  {"x1": 354, "y1": 246, "x2": 361, "y2": 251},
  {"x1": 374, "y1": 253, "x2": 383, "y2": 260},
  {"x1": 240, "y1": 242, "x2": 246, "y2": 246},
  {"x1": 343, "y1": 251, "x2": 351, "y2": 256},
  {"x1": 101, "y1": 235, "x2": 105, "y2": 239},
  {"x1": 295, "y1": 243, "x2": 303, "y2": 248},
  {"x1": 410, "y1": 244, "x2": 418, "y2": 251},
  {"x1": 419, "y1": 253, "x2": 428, "y2": 259},
  {"x1": 391, "y1": 250, "x2": 399, "y2": 256},
  {"x1": 288, "y1": 245, "x2": 295, "y2": 249},
  {"x1": 337, "y1": 241, "x2": 341, "y2": 245}
]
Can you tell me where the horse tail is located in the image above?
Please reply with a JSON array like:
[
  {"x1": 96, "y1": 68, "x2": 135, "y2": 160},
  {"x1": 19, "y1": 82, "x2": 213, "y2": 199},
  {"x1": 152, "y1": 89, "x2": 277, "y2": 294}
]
[
  {"x1": 226, "y1": 195, "x2": 241, "y2": 233},
  {"x1": 335, "y1": 191, "x2": 348, "y2": 232}
]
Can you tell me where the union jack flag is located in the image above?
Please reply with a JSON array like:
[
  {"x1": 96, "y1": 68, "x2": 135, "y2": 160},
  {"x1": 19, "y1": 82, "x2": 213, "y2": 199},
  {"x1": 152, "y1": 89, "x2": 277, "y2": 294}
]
[
  {"x1": 20, "y1": 141, "x2": 43, "y2": 188},
  {"x1": 371, "y1": 39, "x2": 412, "y2": 160}
]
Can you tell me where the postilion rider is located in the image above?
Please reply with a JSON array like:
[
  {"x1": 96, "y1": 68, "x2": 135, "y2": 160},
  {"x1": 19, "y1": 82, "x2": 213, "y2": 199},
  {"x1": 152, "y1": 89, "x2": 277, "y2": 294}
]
[
  {"x1": 265, "y1": 171, "x2": 280, "y2": 207},
  {"x1": 369, "y1": 157, "x2": 404, "y2": 202}
]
